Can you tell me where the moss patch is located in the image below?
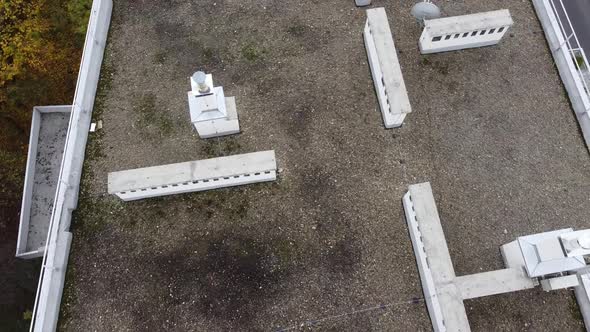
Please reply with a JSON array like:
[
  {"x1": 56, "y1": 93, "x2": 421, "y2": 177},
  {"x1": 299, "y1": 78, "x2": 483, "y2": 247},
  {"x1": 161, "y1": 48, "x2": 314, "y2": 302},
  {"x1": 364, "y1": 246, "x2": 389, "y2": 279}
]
[
  {"x1": 241, "y1": 43, "x2": 265, "y2": 62},
  {"x1": 201, "y1": 136, "x2": 243, "y2": 158},
  {"x1": 133, "y1": 93, "x2": 174, "y2": 137}
]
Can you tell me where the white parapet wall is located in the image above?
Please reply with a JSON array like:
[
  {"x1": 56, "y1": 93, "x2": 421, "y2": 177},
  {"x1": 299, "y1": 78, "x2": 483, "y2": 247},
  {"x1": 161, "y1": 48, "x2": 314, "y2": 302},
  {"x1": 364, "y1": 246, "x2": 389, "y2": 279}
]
[
  {"x1": 108, "y1": 151, "x2": 277, "y2": 201},
  {"x1": 30, "y1": 0, "x2": 112, "y2": 331},
  {"x1": 16, "y1": 106, "x2": 71, "y2": 259},
  {"x1": 532, "y1": 0, "x2": 590, "y2": 151},
  {"x1": 364, "y1": 7, "x2": 412, "y2": 128},
  {"x1": 419, "y1": 9, "x2": 513, "y2": 54}
]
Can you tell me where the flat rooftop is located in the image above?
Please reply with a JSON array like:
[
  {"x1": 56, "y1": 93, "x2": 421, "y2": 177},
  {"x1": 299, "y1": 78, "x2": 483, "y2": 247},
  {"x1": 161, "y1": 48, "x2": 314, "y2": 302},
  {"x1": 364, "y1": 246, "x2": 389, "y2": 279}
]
[{"x1": 60, "y1": 0, "x2": 590, "y2": 330}]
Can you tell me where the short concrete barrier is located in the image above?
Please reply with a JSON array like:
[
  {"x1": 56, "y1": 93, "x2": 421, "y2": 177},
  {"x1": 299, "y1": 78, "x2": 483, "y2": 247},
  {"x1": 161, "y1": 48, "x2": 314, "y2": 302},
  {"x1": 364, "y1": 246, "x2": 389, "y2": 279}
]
[
  {"x1": 364, "y1": 7, "x2": 412, "y2": 128},
  {"x1": 419, "y1": 9, "x2": 513, "y2": 54}
]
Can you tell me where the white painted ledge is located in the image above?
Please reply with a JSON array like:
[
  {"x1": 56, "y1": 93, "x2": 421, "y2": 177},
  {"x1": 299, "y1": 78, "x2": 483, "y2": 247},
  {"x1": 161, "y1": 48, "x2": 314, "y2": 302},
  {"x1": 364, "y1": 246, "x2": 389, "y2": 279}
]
[
  {"x1": 108, "y1": 150, "x2": 277, "y2": 201},
  {"x1": 364, "y1": 7, "x2": 411, "y2": 128}
]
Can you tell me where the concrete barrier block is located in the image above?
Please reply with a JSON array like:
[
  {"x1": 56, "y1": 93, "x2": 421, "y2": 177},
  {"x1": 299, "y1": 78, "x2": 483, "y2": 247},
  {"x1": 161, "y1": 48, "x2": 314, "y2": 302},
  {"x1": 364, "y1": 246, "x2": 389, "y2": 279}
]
[
  {"x1": 364, "y1": 7, "x2": 412, "y2": 128},
  {"x1": 419, "y1": 9, "x2": 513, "y2": 54},
  {"x1": 108, "y1": 150, "x2": 277, "y2": 201}
]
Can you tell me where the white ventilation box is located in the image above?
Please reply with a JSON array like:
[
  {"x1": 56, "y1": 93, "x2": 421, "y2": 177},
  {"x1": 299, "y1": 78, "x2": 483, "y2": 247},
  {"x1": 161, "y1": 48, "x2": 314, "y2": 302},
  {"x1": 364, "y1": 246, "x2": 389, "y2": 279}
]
[
  {"x1": 364, "y1": 7, "x2": 412, "y2": 128},
  {"x1": 108, "y1": 150, "x2": 277, "y2": 201}
]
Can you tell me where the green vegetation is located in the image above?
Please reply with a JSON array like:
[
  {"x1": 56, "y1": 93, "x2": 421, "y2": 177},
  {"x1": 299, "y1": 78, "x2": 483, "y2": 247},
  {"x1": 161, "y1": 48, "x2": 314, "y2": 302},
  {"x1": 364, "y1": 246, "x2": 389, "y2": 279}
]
[
  {"x1": 241, "y1": 42, "x2": 265, "y2": 62},
  {"x1": 154, "y1": 50, "x2": 166, "y2": 64},
  {"x1": 22, "y1": 310, "x2": 33, "y2": 321},
  {"x1": 202, "y1": 47, "x2": 214, "y2": 61},
  {"x1": 202, "y1": 136, "x2": 242, "y2": 158},
  {"x1": 287, "y1": 24, "x2": 307, "y2": 37},
  {"x1": 133, "y1": 93, "x2": 174, "y2": 136},
  {"x1": 574, "y1": 55, "x2": 587, "y2": 70}
]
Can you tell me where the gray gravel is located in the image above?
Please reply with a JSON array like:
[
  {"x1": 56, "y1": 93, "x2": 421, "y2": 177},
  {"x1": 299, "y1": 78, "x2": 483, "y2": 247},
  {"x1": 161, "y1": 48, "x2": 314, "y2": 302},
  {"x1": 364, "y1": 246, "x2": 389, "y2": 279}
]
[{"x1": 60, "y1": 0, "x2": 590, "y2": 331}]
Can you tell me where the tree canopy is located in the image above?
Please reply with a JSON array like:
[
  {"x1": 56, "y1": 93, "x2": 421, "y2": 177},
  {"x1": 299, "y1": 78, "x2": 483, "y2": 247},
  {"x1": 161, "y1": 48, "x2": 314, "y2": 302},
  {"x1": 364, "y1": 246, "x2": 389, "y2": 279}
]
[{"x1": 0, "y1": 0, "x2": 91, "y2": 234}]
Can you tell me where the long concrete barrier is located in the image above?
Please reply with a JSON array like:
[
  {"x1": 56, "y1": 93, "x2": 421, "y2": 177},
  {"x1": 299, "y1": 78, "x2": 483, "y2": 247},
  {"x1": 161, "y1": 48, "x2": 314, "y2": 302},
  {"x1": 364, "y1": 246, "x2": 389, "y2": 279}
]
[{"x1": 108, "y1": 151, "x2": 277, "y2": 201}]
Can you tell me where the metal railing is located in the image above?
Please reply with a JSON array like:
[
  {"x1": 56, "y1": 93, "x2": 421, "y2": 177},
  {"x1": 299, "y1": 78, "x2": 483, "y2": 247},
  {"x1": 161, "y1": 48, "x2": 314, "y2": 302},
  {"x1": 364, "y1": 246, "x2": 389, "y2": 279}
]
[{"x1": 549, "y1": 0, "x2": 590, "y2": 98}]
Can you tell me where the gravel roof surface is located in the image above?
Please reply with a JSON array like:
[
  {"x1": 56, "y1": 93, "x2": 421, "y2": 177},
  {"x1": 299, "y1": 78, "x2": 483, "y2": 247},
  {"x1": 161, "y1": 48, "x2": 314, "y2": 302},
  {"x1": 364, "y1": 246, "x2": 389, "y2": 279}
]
[{"x1": 60, "y1": 0, "x2": 590, "y2": 331}]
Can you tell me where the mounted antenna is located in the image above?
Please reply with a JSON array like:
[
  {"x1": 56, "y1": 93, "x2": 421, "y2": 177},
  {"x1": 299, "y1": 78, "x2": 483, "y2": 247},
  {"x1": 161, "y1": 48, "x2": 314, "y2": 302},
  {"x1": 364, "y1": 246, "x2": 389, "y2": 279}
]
[{"x1": 411, "y1": 0, "x2": 441, "y2": 26}]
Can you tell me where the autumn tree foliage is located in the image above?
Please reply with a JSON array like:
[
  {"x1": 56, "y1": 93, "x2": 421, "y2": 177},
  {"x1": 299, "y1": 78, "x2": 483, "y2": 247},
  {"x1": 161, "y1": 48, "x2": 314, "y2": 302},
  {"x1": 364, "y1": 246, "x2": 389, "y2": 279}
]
[{"x1": 0, "y1": 0, "x2": 91, "y2": 228}]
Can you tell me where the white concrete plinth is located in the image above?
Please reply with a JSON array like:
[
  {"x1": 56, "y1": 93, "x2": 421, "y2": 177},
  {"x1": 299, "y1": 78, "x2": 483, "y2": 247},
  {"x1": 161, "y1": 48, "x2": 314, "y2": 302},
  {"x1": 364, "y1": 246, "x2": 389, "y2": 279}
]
[
  {"x1": 501, "y1": 240, "x2": 527, "y2": 269},
  {"x1": 419, "y1": 9, "x2": 513, "y2": 54},
  {"x1": 108, "y1": 150, "x2": 276, "y2": 201},
  {"x1": 188, "y1": 82, "x2": 240, "y2": 138},
  {"x1": 364, "y1": 7, "x2": 412, "y2": 128},
  {"x1": 193, "y1": 97, "x2": 240, "y2": 138}
]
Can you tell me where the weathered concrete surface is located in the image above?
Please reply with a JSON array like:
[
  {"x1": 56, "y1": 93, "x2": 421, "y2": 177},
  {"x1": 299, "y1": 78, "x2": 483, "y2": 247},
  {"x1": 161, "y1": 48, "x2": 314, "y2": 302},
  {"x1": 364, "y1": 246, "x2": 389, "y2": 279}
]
[
  {"x1": 61, "y1": 0, "x2": 590, "y2": 331},
  {"x1": 27, "y1": 112, "x2": 69, "y2": 252}
]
